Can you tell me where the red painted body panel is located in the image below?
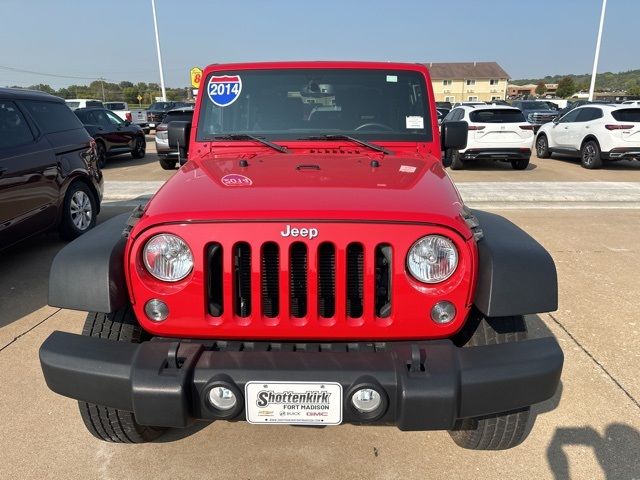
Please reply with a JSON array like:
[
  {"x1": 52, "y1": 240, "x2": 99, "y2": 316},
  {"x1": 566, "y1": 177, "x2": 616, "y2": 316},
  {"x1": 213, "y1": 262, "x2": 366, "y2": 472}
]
[{"x1": 125, "y1": 61, "x2": 478, "y2": 340}]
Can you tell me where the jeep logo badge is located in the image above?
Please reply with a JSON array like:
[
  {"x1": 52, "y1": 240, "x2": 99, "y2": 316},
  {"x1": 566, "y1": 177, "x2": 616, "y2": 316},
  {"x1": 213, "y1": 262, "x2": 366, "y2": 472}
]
[{"x1": 280, "y1": 225, "x2": 318, "y2": 240}]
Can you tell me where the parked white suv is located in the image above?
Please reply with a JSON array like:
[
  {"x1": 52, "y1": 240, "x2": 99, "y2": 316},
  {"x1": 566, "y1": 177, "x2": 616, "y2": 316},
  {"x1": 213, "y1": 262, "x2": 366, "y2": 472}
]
[
  {"x1": 65, "y1": 99, "x2": 104, "y2": 110},
  {"x1": 535, "y1": 105, "x2": 640, "y2": 169},
  {"x1": 441, "y1": 105, "x2": 534, "y2": 170}
]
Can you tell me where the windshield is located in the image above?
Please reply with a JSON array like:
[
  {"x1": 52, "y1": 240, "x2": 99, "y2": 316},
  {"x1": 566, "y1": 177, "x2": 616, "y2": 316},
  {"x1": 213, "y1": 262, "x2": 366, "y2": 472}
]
[
  {"x1": 521, "y1": 102, "x2": 551, "y2": 110},
  {"x1": 196, "y1": 69, "x2": 432, "y2": 142},
  {"x1": 470, "y1": 109, "x2": 525, "y2": 123},
  {"x1": 149, "y1": 102, "x2": 173, "y2": 111},
  {"x1": 65, "y1": 101, "x2": 80, "y2": 109},
  {"x1": 612, "y1": 109, "x2": 640, "y2": 122},
  {"x1": 105, "y1": 102, "x2": 126, "y2": 110}
]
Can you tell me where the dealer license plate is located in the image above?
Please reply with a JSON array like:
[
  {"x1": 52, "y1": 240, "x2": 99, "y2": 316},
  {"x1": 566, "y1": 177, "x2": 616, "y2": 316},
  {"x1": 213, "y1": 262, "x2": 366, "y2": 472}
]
[{"x1": 245, "y1": 381, "x2": 342, "y2": 425}]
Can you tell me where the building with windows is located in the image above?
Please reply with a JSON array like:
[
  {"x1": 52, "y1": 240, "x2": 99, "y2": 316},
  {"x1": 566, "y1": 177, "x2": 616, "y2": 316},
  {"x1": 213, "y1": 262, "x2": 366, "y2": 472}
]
[
  {"x1": 425, "y1": 62, "x2": 510, "y2": 103},
  {"x1": 507, "y1": 83, "x2": 558, "y2": 98}
]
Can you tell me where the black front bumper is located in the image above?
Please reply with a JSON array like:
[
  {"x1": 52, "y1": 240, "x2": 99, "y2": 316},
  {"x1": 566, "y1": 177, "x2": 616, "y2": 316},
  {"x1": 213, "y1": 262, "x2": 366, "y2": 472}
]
[
  {"x1": 462, "y1": 148, "x2": 532, "y2": 161},
  {"x1": 40, "y1": 331, "x2": 563, "y2": 430}
]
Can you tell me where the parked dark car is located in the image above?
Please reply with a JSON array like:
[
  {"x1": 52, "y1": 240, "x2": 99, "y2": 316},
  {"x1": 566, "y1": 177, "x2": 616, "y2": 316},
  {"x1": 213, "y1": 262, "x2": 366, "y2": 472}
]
[
  {"x1": 146, "y1": 101, "x2": 190, "y2": 130},
  {"x1": 154, "y1": 106, "x2": 194, "y2": 169},
  {"x1": 0, "y1": 88, "x2": 103, "y2": 249},
  {"x1": 558, "y1": 100, "x2": 612, "y2": 116},
  {"x1": 74, "y1": 108, "x2": 146, "y2": 168},
  {"x1": 510, "y1": 100, "x2": 559, "y2": 130}
]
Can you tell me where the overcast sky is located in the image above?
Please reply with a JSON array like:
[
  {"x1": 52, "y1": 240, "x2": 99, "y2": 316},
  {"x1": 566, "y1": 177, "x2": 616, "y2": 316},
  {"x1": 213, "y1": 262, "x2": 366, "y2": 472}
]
[{"x1": 1, "y1": 0, "x2": 636, "y2": 89}]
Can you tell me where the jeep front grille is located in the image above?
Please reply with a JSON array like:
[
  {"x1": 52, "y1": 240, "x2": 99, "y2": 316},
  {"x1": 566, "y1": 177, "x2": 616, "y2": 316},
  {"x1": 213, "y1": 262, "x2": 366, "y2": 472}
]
[{"x1": 206, "y1": 240, "x2": 393, "y2": 322}]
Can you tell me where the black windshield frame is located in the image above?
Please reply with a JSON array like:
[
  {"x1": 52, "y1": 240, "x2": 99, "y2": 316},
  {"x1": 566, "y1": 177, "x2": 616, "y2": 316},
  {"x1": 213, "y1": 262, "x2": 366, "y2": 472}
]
[{"x1": 196, "y1": 68, "x2": 432, "y2": 143}]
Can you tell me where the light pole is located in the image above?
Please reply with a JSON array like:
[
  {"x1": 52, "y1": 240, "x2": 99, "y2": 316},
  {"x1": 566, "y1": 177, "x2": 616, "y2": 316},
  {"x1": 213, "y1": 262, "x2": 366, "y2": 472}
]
[
  {"x1": 151, "y1": 0, "x2": 167, "y2": 101},
  {"x1": 588, "y1": 0, "x2": 607, "y2": 101}
]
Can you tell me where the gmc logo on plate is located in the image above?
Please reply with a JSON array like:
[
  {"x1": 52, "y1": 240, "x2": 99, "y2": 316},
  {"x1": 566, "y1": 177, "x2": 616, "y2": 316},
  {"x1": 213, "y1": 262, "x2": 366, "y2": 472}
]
[{"x1": 280, "y1": 225, "x2": 319, "y2": 240}]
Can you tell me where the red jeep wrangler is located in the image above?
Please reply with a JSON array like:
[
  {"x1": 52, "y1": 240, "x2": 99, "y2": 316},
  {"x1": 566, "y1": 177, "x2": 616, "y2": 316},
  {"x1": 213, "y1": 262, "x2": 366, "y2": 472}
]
[{"x1": 40, "y1": 62, "x2": 563, "y2": 450}]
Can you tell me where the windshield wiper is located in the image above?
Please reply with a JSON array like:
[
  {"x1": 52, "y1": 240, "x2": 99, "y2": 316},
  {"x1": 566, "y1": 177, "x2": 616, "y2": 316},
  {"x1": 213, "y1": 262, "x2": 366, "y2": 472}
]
[
  {"x1": 208, "y1": 134, "x2": 287, "y2": 153},
  {"x1": 299, "y1": 135, "x2": 391, "y2": 155}
]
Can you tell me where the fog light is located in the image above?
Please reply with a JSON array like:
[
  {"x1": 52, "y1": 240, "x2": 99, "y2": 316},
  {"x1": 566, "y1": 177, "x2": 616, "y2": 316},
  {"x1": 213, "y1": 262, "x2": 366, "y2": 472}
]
[
  {"x1": 144, "y1": 299, "x2": 169, "y2": 322},
  {"x1": 431, "y1": 301, "x2": 456, "y2": 324},
  {"x1": 351, "y1": 388, "x2": 382, "y2": 413},
  {"x1": 208, "y1": 386, "x2": 237, "y2": 411}
]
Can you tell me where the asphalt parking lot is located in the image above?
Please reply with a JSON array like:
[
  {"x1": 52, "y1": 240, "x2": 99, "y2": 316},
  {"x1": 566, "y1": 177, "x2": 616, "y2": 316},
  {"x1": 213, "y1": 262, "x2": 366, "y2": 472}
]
[{"x1": 1, "y1": 138, "x2": 639, "y2": 479}]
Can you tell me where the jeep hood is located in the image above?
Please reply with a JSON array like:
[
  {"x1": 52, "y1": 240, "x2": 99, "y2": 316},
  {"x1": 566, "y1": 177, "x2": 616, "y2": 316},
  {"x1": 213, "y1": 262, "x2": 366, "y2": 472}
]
[{"x1": 140, "y1": 152, "x2": 469, "y2": 235}]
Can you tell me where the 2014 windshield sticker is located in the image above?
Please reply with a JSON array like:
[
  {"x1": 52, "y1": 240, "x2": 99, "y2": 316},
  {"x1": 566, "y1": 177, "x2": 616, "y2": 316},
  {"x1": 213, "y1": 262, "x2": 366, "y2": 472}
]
[
  {"x1": 207, "y1": 75, "x2": 242, "y2": 107},
  {"x1": 221, "y1": 173, "x2": 252, "y2": 186}
]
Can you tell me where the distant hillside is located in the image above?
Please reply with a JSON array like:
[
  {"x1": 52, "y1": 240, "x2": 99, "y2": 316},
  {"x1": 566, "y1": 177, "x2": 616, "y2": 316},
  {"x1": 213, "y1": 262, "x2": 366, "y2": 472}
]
[{"x1": 512, "y1": 69, "x2": 640, "y2": 93}]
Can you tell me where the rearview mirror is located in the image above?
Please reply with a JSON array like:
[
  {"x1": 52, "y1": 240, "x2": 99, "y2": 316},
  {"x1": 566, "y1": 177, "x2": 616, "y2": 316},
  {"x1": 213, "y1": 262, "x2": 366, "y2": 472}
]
[{"x1": 168, "y1": 121, "x2": 192, "y2": 161}]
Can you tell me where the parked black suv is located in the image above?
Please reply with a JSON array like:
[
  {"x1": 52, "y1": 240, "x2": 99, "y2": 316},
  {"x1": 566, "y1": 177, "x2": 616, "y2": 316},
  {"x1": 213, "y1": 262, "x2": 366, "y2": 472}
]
[
  {"x1": 0, "y1": 88, "x2": 103, "y2": 250},
  {"x1": 146, "y1": 101, "x2": 190, "y2": 129},
  {"x1": 74, "y1": 108, "x2": 146, "y2": 168},
  {"x1": 510, "y1": 100, "x2": 559, "y2": 130}
]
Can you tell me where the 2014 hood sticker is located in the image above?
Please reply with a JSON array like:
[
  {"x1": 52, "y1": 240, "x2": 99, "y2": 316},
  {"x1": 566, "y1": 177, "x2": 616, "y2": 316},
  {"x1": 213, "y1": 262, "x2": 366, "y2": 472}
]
[
  {"x1": 221, "y1": 173, "x2": 252, "y2": 186},
  {"x1": 207, "y1": 75, "x2": 242, "y2": 107}
]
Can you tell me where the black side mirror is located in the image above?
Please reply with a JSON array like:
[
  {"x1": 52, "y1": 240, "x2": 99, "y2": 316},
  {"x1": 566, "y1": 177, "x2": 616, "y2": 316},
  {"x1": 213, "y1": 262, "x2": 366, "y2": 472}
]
[
  {"x1": 168, "y1": 121, "x2": 192, "y2": 161},
  {"x1": 441, "y1": 121, "x2": 468, "y2": 151}
]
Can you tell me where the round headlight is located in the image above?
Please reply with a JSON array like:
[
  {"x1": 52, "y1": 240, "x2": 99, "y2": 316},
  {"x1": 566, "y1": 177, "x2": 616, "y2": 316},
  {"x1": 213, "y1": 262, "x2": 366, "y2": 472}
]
[
  {"x1": 407, "y1": 235, "x2": 458, "y2": 283},
  {"x1": 143, "y1": 234, "x2": 193, "y2": 282}
]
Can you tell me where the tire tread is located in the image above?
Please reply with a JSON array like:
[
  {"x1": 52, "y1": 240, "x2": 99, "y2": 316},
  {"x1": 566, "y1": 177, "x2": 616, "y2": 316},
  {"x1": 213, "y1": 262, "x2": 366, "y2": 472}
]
[
  {"x1": 77, "y1": 309, "x2": 164, "y2": 443},
  {"x1": 449, "y1": 313, "x2": 531, "y2": 450}
]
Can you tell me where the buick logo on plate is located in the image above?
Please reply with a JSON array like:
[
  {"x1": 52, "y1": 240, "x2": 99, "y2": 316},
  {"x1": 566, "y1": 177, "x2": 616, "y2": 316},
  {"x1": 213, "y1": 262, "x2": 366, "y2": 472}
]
[{"x1": 280, "y1": 225, "x2": 318, "y2": 239}]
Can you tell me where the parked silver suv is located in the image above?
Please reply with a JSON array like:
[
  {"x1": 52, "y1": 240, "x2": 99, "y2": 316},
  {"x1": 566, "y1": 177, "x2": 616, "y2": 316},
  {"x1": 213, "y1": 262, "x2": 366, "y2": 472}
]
[{"x1": 155, "y1": 106, "x2": 194, "y2": 169}]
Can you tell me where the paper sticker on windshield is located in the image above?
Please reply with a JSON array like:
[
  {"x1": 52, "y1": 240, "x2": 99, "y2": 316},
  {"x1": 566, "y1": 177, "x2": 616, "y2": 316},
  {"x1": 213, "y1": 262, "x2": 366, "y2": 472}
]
[
  {"x1": 406, "y1": 116, "x2": 424, "y2": 129},
  {"x1": 221, "y1": 174, "x2": 252, "y2": 187},
  {"x1": 207, "y1": 75, "x2": 242, "y2": 107},
  {"x1": 386, "y1": 75, "x2": 398, "y2": 83}
]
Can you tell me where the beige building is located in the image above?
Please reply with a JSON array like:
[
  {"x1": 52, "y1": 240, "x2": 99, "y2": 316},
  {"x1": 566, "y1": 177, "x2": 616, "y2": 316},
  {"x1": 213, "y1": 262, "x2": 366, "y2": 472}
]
[{"x1": 425, "y1": 62, "x2": 510, "y2": 103}]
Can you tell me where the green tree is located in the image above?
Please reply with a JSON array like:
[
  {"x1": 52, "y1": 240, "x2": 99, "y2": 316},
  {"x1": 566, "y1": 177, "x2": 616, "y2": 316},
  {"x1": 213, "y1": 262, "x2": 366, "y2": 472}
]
[
  {"x1": 556, "y1": 76, "x2": 577, "y2": 98},
  {"x1": 628, "y1": 85, "x2": 640, "y2": 96},
  {"x1": 122, "y1": 87, "x2": 139, "y2": 104},
  {"x1": 535, "y1": 82, "x2": 547, "y2": 95},
  {"x1": 27, "y1": 83, "x2": 55, "y2": 94}
]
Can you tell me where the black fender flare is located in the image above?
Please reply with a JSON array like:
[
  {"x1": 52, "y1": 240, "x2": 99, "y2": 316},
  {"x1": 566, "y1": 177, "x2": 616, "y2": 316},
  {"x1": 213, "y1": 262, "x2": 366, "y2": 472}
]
[
  {"x1": 472, "y1": 210, "x2": 558, "y2": 317},
  {"x1": 49, "y1": 212, "x2": 130, "y2": 313}
]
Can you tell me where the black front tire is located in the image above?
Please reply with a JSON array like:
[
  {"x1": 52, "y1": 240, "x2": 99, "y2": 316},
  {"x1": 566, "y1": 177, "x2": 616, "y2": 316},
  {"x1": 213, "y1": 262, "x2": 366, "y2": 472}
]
[
  {"x1": 131, "y1": 136, "x2": 146, "y2": 159},
  {"x1": 581, "y1": 140, "x2": 602, "y2": 169},
  {"x1": 159, "y1": 156, "x2": 177, "y2": 170},
  {"x1": 448, "y1": 313, "x2": 531, "y2": 450},
  {"x1": 59, "y1": 181, "x2": 97, "y2": 240},
  {"x1": 535, "y1": 134, "x2": 550, "y2": 158},
  {"x1": 77, "y1": 308, "x2": 166, "y2": 443},
  {"x1": 449, "y1": 150, "x2": 464, "y2": 170}
]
